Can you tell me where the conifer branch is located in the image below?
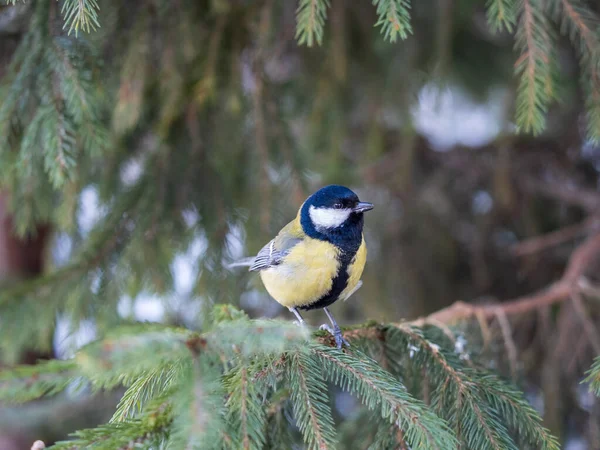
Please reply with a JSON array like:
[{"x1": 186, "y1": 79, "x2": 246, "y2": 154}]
[
  {"x1": 60, "y1": 0, "x2": 100, "y2": 36},
  {"x1": 486, "y1": 0, "x2": 517, "y2": 32},
  {"x1": 0, "y1": 359, "x2": 78, "y2": 403},
  {"x1": 388, "y1": 326, "x2": 559, "y2": 450},
  {"x1": 264, "y1": 387, "x2": 295, "y2": 448},
  {"x1": 296, "y1": 0, "x2": 330, "y2": 47},
  {"x1": 585, "y1": 356, "x2": 600, "y2": 396},
  {"x1": 514, "y1": 0, "x2": 557, "y2": 134},
  {"x1": 168, "y1": 357, "x2": 226, "y2": 449},
  {"x1": 476, "y1": 375, "x2": 561, "y2": 449},
  {"x1": 550, "y1": 0, "x2": 600, "y2": 140},
  {"x1": 288, "y1": 351, "x2": 338, "y2": 449},
  {"x1": 225, "y1": 364, "x2": 268, "y2": 449},
  {"x1": 312, "y1": 344, "x2": 458, "y2": 450},
  {"x1": 110, "y1": 364, "x2": 181, "y2": 423},
  {"x1": 76, "y1": 328, "x2": 193, "y2": 389},
  {"x1": 51, "y1": 401, "x2": 172, "y2": 449},
  {"x1": 372, "y1": 0, "x2": 412, "y2": 43},
  {"x1": 0, "y1": 310, "x2": 563, "y2": 448}
]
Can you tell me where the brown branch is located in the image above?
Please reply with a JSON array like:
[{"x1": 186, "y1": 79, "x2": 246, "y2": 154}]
[
  {"x1": 519, "y1": 178, "x2": 600, "y2": 212},
  {"x1": 571, "y1": 291, "x2": 600, "y2": 355},
  {"x1": 579, "y1": 277, "x2": 600, "y2": 299},
  {"x1": 405, "y1": 231, "x2": 600, "y2": 327},
  {"x1": 316, "y1": 234, "x2": 600, "y2": 358},
  {"x1": 511, "y1": 215, "x2": 600, "y2": 257},
  {"x1": 495, "y1": 310, "x2": 518, "y2": 379}
]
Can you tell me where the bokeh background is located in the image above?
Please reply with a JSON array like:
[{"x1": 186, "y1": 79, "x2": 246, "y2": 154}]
[{"x1": 1, "y1": 0, "x2": 600, "y2": 448}]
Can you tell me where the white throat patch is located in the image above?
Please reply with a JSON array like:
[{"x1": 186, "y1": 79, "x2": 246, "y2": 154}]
[{"x1": 309, "y1": 205, "x2": 352, "y2": 230}]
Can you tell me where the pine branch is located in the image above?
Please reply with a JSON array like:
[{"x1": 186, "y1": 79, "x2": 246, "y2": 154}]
[
  {"x1": 112, "y1": 13, "x2": 150, "y2": 136},
  {"x1": 168, "y1": 356, "x2": 225, "y2": 450},
  {"x1": 372, "y1": 0, "x2": 413, "y2": 43},
  {"x1": 224, "y1": 364, "x2": 268, "y2": 450},
  {"x1": 0, "y1": 310, "x2": 566, "y2": 449},
  {"x1": 476, "y1": 374, "x2": 560, "y2": 450},
  {"x1": 387, "y1": 326, "x2": 559, "y2": 450},
  {"x1": 296, "y1": 0, "x2": 330, "y2": 47},
  {"x1": 203, "y1": 319, "x2": 310, "y2": 359},
  {"x1": 333, "y1": 323, "x2": 560, "y2": 449},
  {"x1": 76, "y1": 327, "x2": 193, "y2": 390},
  {"x1": 486, "y1": 0, "x2": 517, "y2": 32},
  {"x1": 287, "y1": 350, "x2": 338, "y2": 450},
  {"x1": 60, "y1": 0, "x2": 101, "y2": 36},
  {"x1": 585, "y1": 355, "x2": 600, "y2": 396},
  {"x1": 514, "y1": 0, "x2": 557, "y2": 134},
  {"x1": 110, "y1": 363, "x2": 182, "y2": 423},
  {"x1": 368, "y1": 422, "x2": 410, "y2": 450},
  {"x1": 311, "y1": 343, "x2": 458, "y2": 450},
  {"x1": 40, "y1": 104, "x2": 78, "y2": 188},
  {"x1": 549, "y1": 0, "x2": 600, "y2": 140},
  {"x1": 264, "y1": 388, "x2": 295, "y2": 449},
  {"x1": 0, "y1": 359, "x2": 78, "y2": 403},
  {"x1": 51, "y1": 400, "x2": 172, "y2": 450}
]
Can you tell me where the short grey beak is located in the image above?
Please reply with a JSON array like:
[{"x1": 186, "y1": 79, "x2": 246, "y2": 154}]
[{"x1": 353, "y1": 202, "x2": 374, "y2": 213}]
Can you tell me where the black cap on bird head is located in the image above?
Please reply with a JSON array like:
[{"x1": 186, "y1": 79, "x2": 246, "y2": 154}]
[{"x1": 300, "y1": 185, "x2": 373, "y2": 243}]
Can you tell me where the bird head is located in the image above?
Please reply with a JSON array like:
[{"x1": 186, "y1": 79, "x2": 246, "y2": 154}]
[{"x1": 299, "y1": 185, "x2": 373, "y2": 240}]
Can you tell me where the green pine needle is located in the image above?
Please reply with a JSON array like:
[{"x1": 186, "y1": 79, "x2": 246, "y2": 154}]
[
  {"x1": 514, "y1": 0, "x2": 558, "y2": 135},
  {"x1": 111, "y1": 363, "x2": 183, "y2": 423},
  {"x1": 584, "y1": 355, "x2": 600, "y2": 396},
  {"x1": 312, "y1": 343, "x2": 458, "y2": 450},
  {"x1": 52, "y1": 400, "x2": 173, "y2": 449},
  {"x1": 287, "y1": 350, "x2": 338, "y2": 449},
  {"x1": 549, "y1": 0, "x2": 600, "y2": 141},
  {"x1": 0, "y1": 313, "x2": 564, "y2": 449},
  {"x1": 296, "y1": 0, "x2": 330, "y2": 47},
  {"x1": 168, "y1": 357, "x2": 225, "y2": 450},
  {"x1": 60, "y1": 0, "x2": 101, "y2": 36},
  {"x1": 387, "y1": 325, "x2": 559, "y2": 450},
  {"x1": 225, "y1": 364, "x2": 269, "y2": 449},
  {"x1": 0, "y1": 359, "x2": 79, "y2": 403},
  {"x1": 372, "y1": 0, "x2": 413, "y2": 43},
  {"x1": 486, "y1": 0, "x2": 518, "y2": 32}
]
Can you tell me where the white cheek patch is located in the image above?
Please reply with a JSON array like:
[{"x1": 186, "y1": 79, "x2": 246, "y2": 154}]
[{"x1": 309, "y1": 205, "x2": 352, "y2": 230}]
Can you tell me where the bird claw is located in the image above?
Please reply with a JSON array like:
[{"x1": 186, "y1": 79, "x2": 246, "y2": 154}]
[
  {"x1": 320, "y1": 324, "x2": 349, "y2": 349},
  {"x1": 293, "y1": 320, "x2": 305, "y2": 327},
  {"x1": 319, "y1": 324, "x2": 333, "y2": 333}
]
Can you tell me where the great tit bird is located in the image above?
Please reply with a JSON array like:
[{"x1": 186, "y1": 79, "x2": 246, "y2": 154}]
[{"x1": 233, "y1": 185, "x2": 373, "y2": 348}]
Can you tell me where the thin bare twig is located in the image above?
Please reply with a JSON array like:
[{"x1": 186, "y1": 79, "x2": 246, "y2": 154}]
[
  {"x1": 409, "y1": 232, "x2": 600, "y2": 326},
  {"x1": 511, "y1": 215, "x2": 600, "y2": 257},
  {"x1": 571, "y1": 291, "x2": 600, "y2": 355},
  {"x1": 519, "y1": 178, "x2": 600, "y2": 212},
  {"x1": 474, "y1": 308, "x2": 492, "y2": 350},
  {"x1": 495, "y1": 310, "x2": 518, "y2": 379}
]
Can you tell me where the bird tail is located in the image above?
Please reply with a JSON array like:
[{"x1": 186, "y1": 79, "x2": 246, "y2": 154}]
[{"x1": 225, "y1": 257, "x2": 256, "y2": 270}]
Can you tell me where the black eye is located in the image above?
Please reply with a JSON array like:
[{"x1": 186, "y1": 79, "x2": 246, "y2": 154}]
[{"x1": 333, "y1": 203, "x2": 343, "y2": 209}]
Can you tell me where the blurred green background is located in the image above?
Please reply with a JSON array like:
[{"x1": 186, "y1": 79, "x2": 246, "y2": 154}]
[{"x1": 0, "y1": 0, "x2": 599, "y2": 448}]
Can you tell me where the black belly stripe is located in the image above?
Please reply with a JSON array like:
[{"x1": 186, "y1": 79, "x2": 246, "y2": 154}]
[
  {"x1": 297, "y1": 211, "x2": 364, "y2": 311},
  {"x1": 299, "y1": 247, "x2": 358, "y2": 311}
]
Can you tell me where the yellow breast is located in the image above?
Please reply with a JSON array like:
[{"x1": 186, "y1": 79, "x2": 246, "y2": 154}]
[
  {"x1": 260, "y1": 235, "x2": 367, "y2": 308},
  {"x1": 259, "y1": 237, "x2": 341, "y2": 309},
  {"x1": 340, "y1": 236, "x2": 367, "y2": 301}
]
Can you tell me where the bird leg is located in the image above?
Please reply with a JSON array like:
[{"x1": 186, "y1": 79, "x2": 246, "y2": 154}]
[
  {"x1": 289, "y1": 307, "x2": 306, "y2": 327},
  {"x1": 321, "y1": 307, "x2": 349, "y2": 349}
]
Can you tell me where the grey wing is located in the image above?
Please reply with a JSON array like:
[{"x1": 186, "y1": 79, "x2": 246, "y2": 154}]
[{"x1": 249, "y1": 236, "x2": 301, "y2": 272}]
